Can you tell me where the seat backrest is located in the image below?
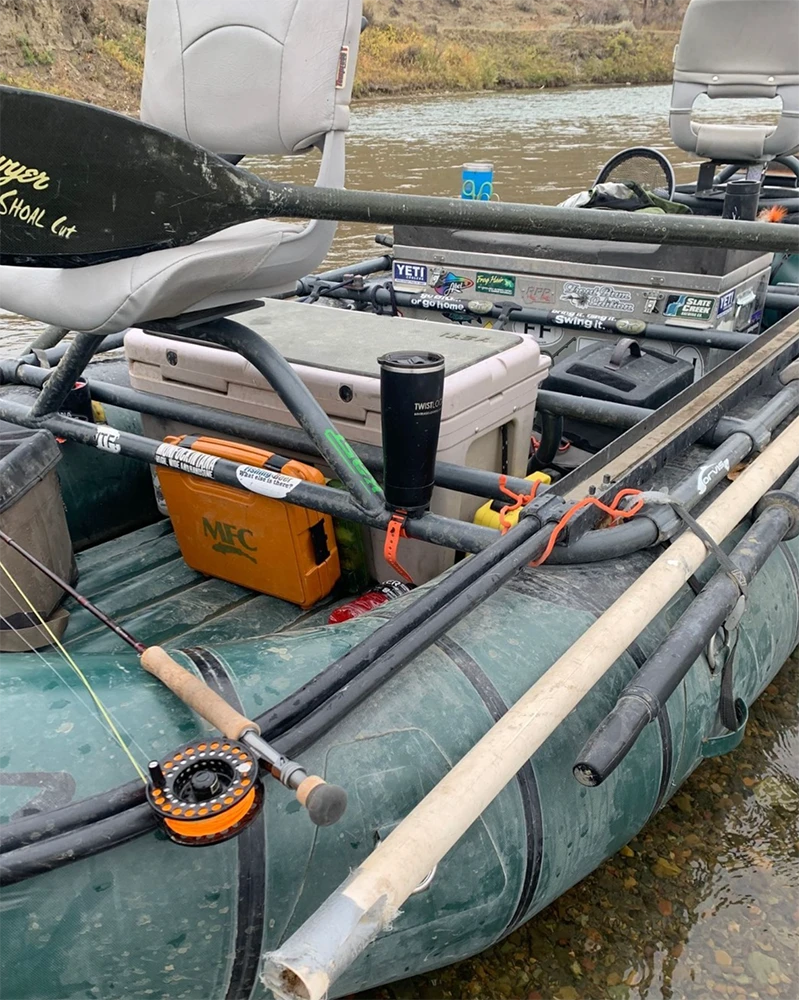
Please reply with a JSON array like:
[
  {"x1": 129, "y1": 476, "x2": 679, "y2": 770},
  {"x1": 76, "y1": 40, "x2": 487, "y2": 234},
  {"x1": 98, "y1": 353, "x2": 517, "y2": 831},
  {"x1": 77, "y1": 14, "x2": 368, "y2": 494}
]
[
  {"x1": 670, "y1": 0, "x2": 799, "y2": 163},
  {"x1": 140, "y1": 0, "x2": 362, "y2": 157}
]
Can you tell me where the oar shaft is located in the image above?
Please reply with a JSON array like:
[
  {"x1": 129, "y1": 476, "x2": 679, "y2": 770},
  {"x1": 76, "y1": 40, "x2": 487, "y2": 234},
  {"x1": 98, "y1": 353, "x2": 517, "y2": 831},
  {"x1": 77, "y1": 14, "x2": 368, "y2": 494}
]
[
  {"x1": 266, "y1": 182, "x2": 799, "y2": 254},
  {"x1": 261, "y1": 411, "x2": 799, "y2": 1000},
  {"x1": 0, "y1": 529, "x2": 145, "y2": 653}
]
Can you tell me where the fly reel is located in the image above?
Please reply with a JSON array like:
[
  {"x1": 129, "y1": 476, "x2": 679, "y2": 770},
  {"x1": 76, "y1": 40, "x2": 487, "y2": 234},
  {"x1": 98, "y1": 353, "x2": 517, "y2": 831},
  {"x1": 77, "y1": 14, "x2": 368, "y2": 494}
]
[{"x1": 146, "y1": 739, "x2": 265, "y2": 846}]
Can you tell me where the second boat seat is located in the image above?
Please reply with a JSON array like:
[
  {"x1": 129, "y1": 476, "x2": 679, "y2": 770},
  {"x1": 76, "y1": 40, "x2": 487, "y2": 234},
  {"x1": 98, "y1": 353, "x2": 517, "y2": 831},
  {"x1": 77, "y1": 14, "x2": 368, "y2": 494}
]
[
  {"x1": 0, "y1": 0, "x2": 362, "y2": 336},
  {"x1": 669, "y1": 0, "x2": 799, "y2": 165}
]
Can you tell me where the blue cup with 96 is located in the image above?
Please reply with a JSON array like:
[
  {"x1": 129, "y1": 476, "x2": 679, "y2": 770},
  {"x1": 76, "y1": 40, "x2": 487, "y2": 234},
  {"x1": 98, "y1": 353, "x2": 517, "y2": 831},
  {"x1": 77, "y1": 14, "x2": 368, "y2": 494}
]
[{"x1": 461, "y1": 162, "x2": 494, "y2": 201}]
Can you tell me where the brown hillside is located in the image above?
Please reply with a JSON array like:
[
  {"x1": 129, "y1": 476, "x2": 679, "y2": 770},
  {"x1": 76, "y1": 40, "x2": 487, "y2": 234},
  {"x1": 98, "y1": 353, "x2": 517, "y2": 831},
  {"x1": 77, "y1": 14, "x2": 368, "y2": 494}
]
[
  {"x1": 366, "y1": 0, "x2": 687, "y2": 30},
  {"x1": 0, "y1": 0, "x2": 686, "y2": 111},
  {"x1": 0, "y1": 0, "x2": 147, "y2": 112}
]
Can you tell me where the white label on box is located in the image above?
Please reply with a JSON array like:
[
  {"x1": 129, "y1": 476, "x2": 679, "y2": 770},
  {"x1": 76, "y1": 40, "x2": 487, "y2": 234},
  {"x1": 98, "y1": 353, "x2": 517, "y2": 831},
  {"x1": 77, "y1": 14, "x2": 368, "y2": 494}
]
[
  {"x1": 236, "y1": 465, "x2": 300, "y2": 498},
  {"x1": 155, "y1": 443, "x2": 218, "y2": 479}
]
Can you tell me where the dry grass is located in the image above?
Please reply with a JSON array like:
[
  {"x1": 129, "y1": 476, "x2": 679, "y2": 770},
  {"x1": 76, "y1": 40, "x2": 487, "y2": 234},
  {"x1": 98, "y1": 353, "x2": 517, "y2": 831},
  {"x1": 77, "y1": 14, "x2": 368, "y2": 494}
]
[
  {"x1": 354, "y1": 23, "x2": 678, "y2": 96},
  {"x1": 0, "y1": 0, "x2": 681, "y2": 111},
  {"x1": 0, "y1": 0, "x2": 146, "y2": 112}
]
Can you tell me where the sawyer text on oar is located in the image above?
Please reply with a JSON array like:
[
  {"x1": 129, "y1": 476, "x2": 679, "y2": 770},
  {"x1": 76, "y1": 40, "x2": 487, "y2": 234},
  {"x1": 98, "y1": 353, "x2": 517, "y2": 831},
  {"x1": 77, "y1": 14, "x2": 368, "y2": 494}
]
[
  {"x1": 0, "y1": 155, "x2": 51, "y2": 190},
  {"x1": 0, "y1": 154, "x2": 77, "y2": 239}
]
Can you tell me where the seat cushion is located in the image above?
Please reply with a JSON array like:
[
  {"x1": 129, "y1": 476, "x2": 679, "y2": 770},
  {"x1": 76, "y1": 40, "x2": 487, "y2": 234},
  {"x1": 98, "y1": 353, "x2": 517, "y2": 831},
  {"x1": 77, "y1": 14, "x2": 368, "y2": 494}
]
[{"x1": 0, "y1": 218, "x2": 312, "y2": 336}]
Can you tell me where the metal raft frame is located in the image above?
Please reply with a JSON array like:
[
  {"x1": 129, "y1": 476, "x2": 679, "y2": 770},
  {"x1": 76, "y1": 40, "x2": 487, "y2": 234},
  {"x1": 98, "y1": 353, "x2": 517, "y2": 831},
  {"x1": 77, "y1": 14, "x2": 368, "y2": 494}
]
[
  {"x1": 2, "y1": 301, "x2": 799, "y2": 554},
  {"x1": 1, "y1": 251, "x2": 799, "y2": 890},
  {"x1": 0, "y1": 313, "x2": 500, "y2": 555}
]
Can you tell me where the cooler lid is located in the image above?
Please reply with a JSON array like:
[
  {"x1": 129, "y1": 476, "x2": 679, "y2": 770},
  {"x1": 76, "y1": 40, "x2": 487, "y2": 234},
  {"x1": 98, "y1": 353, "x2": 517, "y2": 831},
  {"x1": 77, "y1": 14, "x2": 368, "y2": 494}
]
[
  {"x1": 228, "y1": 299, "x2": 524, "y2": 377},
  {"x1": 393, "y1": 225, "x2": 766, "y2": 277}
]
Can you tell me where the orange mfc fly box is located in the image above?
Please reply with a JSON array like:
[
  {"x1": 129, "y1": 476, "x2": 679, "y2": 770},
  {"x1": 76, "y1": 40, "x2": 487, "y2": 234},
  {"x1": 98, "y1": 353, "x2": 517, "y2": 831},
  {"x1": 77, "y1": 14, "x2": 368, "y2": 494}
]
[{"x1": 156, "y1": 436, "x2": 340, "y2": 608}]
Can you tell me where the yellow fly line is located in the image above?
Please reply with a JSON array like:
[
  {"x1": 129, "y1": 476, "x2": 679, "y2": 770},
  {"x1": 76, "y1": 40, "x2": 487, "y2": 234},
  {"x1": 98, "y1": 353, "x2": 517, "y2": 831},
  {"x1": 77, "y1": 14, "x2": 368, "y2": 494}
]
[{"x1": 0, "y1": 556, "x2": 147, "y2": 783}]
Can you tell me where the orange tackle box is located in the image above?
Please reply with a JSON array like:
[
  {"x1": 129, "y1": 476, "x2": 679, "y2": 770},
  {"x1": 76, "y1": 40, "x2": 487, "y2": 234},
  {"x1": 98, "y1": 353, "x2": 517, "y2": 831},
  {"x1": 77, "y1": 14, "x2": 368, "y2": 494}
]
[{"x1": 156, "y1": 436, "x2": 340, "y2": 608}]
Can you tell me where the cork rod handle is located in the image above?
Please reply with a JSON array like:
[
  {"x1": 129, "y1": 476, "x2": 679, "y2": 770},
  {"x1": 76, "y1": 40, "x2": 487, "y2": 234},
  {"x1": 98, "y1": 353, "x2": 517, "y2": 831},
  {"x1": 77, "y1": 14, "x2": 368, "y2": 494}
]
[{"x1": 140, "y1": 646, "x2": 257, "y2": 740}]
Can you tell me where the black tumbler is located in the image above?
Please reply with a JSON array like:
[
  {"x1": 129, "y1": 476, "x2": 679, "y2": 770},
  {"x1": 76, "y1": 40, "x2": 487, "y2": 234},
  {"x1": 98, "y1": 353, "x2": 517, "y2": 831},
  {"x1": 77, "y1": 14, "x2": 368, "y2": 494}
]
[
  {"x1": 378, "y1": 351, "x2": 445, "y2": 515},
  {"x1": 722, "y1": 180, "x2": 761, "y2": 222}
]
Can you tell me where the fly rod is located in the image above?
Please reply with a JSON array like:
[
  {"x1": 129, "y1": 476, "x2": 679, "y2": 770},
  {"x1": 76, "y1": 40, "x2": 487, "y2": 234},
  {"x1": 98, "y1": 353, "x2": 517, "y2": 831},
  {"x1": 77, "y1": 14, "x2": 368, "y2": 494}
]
[{"x1": 0, "y1": 531, "x2": 347, "y2": 829}]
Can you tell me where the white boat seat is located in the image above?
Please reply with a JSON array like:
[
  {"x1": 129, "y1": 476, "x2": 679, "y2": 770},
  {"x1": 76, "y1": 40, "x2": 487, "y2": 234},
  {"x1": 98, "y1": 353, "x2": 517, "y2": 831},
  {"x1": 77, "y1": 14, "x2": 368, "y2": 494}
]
[
  {"x1": 0, "y1": 0, "x2": 362, "y2": 336},
  {"x1": 670, "y1": 0, "x2": 799, "y2": 164}
]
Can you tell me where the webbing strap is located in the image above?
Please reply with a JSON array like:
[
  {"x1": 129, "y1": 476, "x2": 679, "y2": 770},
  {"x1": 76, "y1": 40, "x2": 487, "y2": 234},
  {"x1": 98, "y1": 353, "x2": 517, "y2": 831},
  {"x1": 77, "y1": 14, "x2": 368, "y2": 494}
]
[
  {"x1": 637, "y1": 492, "x2": 748, "y2": 601},
  {"x1": 0, "y1": 606, "x2": 70, "y2": 653}
]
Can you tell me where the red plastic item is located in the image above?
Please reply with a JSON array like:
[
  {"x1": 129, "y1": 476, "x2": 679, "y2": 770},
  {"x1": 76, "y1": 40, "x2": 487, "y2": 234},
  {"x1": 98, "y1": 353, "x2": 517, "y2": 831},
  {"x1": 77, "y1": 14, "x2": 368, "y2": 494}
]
[{"x1": 328, "y1": 581, "x2": 412, "y2": 624}]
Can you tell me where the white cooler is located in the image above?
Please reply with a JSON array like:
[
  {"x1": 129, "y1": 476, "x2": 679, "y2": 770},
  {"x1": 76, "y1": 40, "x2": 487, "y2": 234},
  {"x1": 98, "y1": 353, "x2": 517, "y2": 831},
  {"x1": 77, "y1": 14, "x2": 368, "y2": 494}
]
[{"x1": 125, "y1": 299, "x2": 550, "y2": 582}]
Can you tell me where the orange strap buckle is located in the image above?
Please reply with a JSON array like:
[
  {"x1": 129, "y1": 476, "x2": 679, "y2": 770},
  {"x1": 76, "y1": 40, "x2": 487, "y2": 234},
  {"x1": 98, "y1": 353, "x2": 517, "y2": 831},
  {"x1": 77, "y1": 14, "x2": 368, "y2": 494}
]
[
  {"x1": 496, "y1": 474, "x2": 542, "y2": 535},
  {"x1": 384, "y1": 511, "x2": 414, "y2": 584},
  {"x1": 529, "y1": 488, "x2": 645, "y2": 568}
]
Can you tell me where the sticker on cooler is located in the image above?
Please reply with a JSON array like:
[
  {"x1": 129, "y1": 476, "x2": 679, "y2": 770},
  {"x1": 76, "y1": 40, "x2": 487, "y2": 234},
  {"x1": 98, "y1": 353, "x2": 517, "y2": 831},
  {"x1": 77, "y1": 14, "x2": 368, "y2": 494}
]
[
  {"x1": 95, "y1": 425, "x2": 121, "y2": 453},
  {"x1": 664, "y1": 294, "x2": 715, "y2": 322},
  {"x1": 393, "y1": 262, "x2": 428, "y2": 286},
  {"x1": 155, "y1": 442, "x2": 218, "y2": 479},
  {"x1": 521, "y1": 284, "x2": 555, "y2": 306},
  {"x1": 475, "y1": 272, "x2": 516, "y2": 296},
  {"x1": 560, "y1": 282, "x2": 635, "y2": 313},
  {"x1": 718, "y1": 289, "x2": 736, "y2": 316},
  {"x1": 236, "y1": 464, "x2": 301, "y2": 498}
]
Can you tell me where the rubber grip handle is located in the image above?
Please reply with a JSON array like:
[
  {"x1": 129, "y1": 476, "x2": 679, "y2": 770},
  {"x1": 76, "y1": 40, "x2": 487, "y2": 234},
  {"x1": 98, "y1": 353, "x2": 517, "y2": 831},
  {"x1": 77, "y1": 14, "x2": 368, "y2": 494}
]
[
  {"x1": 572, "y1": 695, "x2": 652, "y2": 788},
  {"x1": 140, "y1": 646, "x2": 257, "y2": 741},
  {"x1": 295, "y1": 775, "x2": 348, "y2": 826}
]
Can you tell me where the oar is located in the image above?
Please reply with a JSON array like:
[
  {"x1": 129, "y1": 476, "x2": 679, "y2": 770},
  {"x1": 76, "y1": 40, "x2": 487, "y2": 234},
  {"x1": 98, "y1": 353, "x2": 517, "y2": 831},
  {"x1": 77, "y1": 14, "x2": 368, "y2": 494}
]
[
  {"x1": 261, "y1": 409, "x2": 799, "y2": 1000},
  {"x1": 0, "y1": 529, "x2": 347, "y2": 827},
  {"x1": 0, "y1": 86, "x2": 796, "y2": 269}
]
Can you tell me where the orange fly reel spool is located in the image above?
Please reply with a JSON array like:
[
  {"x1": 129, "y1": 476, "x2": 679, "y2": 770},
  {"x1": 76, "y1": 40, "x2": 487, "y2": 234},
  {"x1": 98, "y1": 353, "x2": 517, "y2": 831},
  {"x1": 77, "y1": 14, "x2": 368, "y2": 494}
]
[{"x1": 146, "y1": 739, "x2": 265, "y2": 846}]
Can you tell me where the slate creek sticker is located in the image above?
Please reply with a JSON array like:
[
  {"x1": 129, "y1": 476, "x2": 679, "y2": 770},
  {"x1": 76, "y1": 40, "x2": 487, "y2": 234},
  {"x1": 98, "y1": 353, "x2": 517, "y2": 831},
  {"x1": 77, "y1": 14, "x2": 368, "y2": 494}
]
[
  {"x1": 475, "y1": 272, "x2": 516, "y2": 296},
  {"x1": 236, "y1": 465, "x2": 300, "y2": 498},
  {"x1": 393, "y1": 262, "x2": 428, "y2": 286},
  {"x1": 155, "y1": 443, "x2": 218, "y2": 479},
  {"x1": 664, "y1": 294, "x2": 715, "y2": 322}
]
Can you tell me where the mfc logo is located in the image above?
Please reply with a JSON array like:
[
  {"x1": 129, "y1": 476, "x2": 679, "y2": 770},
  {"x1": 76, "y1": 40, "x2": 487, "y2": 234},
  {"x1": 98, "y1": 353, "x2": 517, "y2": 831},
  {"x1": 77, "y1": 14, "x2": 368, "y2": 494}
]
[
  {"x1": 393, "y1": 262, "x2": 428, "y2": 285},
  {"x1": 202, "y1": 518, "x2": 258, "y2": 563}
]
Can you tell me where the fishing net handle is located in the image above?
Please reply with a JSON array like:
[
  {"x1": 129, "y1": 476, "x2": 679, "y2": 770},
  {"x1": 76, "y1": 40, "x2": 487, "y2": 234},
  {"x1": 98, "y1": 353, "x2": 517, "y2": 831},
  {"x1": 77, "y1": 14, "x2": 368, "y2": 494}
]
[{"x1": 140, "y1": 646, "x2": 257, "y2": 740}]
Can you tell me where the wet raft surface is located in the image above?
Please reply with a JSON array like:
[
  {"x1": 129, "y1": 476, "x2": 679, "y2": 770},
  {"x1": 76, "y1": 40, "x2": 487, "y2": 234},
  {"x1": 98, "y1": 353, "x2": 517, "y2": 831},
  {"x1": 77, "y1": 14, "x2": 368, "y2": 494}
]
[
  {"x1": 2, "y1": 390, "x2": 797, "y2": 1000},
  {"x1": 66, "y1": 520, "x2": 340, "y2": 653},
  {"x1": 367, "y1": 656, "x2": 799, "y2": 1000}
]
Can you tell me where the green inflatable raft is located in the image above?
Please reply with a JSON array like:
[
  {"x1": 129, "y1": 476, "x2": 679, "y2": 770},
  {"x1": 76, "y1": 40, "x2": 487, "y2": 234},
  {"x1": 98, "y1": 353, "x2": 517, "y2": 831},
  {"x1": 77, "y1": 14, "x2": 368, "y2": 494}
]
[{"x1": 1, "y1": 380, "x2": 799, "y2": 999}]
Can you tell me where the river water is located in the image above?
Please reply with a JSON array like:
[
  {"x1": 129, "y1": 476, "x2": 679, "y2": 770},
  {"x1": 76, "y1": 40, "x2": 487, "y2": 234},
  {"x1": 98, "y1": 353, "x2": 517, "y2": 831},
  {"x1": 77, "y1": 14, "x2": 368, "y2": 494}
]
[{"x1": 0, "y1": 84, "x2": 796, "y2": 1000}]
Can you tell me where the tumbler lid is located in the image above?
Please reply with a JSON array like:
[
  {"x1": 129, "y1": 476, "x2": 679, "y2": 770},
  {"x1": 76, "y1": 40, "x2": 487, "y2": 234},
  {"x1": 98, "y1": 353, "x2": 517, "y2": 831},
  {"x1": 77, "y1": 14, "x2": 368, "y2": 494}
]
[{"x1": 378, "y1": 351, "x2": 445, "y2": 373}]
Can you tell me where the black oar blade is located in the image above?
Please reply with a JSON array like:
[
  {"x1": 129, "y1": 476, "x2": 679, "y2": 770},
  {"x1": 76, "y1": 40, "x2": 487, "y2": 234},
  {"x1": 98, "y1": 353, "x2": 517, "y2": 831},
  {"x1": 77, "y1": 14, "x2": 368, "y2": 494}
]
[{"x1": 0, "y1": 87, "x2": 268, "y2": 268}]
